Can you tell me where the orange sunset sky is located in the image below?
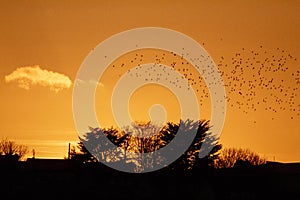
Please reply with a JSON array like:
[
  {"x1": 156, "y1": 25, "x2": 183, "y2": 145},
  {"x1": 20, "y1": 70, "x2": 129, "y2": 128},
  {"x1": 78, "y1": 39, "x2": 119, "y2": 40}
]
[{"x1": 0, "y1": 0, "x2": 299, "y2": 162}]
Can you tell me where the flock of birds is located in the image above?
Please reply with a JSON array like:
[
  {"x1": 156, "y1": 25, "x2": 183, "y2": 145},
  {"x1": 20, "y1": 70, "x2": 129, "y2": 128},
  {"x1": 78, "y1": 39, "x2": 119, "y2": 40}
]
[
  {"x1": 218, "y1": 46, "x2": 299, "y2": 121},
  {"x1": 107, "y1": 45, "x2": 299, "y2": 122}
]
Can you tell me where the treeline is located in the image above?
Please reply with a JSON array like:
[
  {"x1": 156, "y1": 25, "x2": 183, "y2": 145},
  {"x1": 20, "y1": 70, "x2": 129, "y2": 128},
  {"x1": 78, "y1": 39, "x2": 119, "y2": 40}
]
[
  {"x1": 0, "y1": 119, "x2": 266, "y2": 172},
  {"x1": 69, "y1": 119, "x2": 266, "y2": 172}
]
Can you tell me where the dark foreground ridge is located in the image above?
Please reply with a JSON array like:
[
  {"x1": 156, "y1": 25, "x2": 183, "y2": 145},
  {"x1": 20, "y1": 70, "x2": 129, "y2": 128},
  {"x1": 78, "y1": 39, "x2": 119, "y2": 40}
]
[{"x1": 0, "y1": 158, "x2": 299, "y2": 199}]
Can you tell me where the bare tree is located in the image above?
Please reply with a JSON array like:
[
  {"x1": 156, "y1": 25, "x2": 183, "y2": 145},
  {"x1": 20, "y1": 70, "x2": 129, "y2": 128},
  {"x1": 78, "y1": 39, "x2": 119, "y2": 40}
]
[
  {"x1": 213, "y1": 147, "x2": 266, "y2": 169},
  {"x1": 0, "y1": 138, "x2": 28, "y2": 161}
]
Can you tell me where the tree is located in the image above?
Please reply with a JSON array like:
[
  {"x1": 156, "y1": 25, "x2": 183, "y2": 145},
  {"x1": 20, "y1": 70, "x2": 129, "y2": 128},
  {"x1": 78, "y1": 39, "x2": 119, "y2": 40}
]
[
  {"x1": 72, "y1": 119, "x2": 222, "y2": 172},
  {"x1": 213, "y1": 147, "x2": 266, "y2": 169},
  {"x1": 165, "y1": 119, "x2": 222, "y2": 171},
  {"x1": 69, "y1": 141, "x2": 98, "y2": 163},
  {"x1": 0, "y1": 137, "x2": 28, "y2": 161}
]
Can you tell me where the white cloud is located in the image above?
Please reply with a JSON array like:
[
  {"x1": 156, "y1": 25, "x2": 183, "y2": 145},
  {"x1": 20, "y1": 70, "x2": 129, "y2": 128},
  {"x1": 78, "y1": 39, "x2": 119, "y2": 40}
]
[
  {"x1": 74, "y1": 79, "x2": 104, "y2": 88},
  {"x1": 5, "y1": 65, "x2": 72, "y2": 92}
]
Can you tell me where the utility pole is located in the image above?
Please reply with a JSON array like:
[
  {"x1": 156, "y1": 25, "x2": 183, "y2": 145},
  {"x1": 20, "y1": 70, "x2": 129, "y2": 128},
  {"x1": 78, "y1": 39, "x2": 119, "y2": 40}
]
[
  {"x1": 68, "y1": 143, "x2": 71, "y2": 159},
  {"x1": 32, "y1": 149, "x2": 35, "y2": 159}
]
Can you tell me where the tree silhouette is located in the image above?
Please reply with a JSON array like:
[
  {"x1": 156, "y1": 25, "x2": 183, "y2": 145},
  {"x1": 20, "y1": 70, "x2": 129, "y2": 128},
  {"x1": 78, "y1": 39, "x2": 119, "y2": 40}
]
[
  {"x1": 164, "y1": 120, "x2": 222, "y2": 171},
  {"x1": 69, "y1": 138, "x2": 97, "y2": 163},
  {"x1": 71, "y1": 119, "x2": 221, "y2": 172},
  {"x1": 0, "y1": 137, "x2": 28, "y2": 161},
  {"x1": 213, "y1": 147, "x2": 266, "y2": 169}
]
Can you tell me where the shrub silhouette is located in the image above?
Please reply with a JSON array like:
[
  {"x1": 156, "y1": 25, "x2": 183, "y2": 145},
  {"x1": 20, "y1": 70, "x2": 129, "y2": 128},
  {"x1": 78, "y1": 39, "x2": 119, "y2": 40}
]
[{"x1": 213, "y1": 147, "x2": 266, "y2": 169}]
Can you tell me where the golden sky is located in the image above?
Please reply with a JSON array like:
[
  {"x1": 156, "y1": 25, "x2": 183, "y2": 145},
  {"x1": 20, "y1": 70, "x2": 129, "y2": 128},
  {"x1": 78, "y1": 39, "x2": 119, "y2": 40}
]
[{"x1": 0, "y1": 0, "x2": 299, "y2": 162}]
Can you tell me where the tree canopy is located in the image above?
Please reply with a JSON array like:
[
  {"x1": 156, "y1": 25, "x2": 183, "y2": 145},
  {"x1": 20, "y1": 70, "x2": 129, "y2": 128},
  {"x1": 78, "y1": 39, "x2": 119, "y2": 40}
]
[
  {"x1": 213, "y1": 147, "x2": 266, "y2": 169},
  {"x1": 0, "y1": 137, "x2": 28, "y2": 161},
  {"x1": 70, "y1": 119, "x2": 222, "y2": 172}
]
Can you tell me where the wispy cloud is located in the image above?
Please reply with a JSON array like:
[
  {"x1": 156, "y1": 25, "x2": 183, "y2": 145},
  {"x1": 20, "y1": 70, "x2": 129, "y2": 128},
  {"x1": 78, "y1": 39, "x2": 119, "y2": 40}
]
[
  {"x1": 75, "y1": 79, "x2": 104, "y2": 88},
  {"x1": 5, "y1": 65, "x2": 72, "y2": 92}
]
